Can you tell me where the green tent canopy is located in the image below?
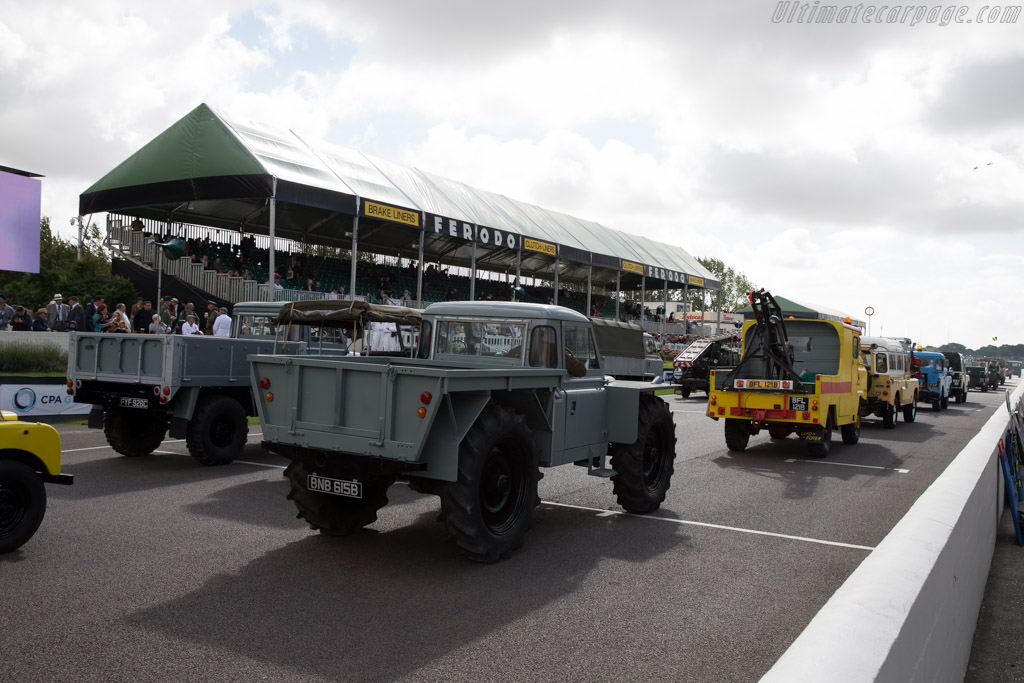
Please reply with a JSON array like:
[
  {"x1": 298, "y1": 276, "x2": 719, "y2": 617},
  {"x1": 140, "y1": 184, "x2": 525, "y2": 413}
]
[{"x1": 734, "y1": 295, "x2": 865, "y2": 328}]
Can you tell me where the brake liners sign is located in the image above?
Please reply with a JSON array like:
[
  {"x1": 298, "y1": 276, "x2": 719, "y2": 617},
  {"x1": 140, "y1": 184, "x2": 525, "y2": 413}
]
[
  {"x1": 363, "y1": 201, "x2": 420, "y2": 228},
  {"x1": 524, "y1": 238, "x2": 557, "y2": 256},
  {"x1": 621, "y1": 260, "x2": 644, "y2": 275}
]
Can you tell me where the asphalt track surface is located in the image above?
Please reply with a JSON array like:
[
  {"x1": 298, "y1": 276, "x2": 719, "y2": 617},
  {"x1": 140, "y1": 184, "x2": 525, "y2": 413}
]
[{"x1": 3, "y1": 380, "x2": 1016, "y2": 682}]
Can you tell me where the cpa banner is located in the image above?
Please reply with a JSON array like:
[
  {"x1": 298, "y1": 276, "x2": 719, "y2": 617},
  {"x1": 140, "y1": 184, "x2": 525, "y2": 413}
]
[{"x1": 0, "y1": 384, "x2": 91, "y2": 417}]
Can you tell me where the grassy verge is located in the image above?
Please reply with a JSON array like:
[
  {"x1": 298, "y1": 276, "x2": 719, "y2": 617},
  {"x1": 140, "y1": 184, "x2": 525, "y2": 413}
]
[{"x1": 0, "y1": 343, "x2": 68, "y2": 374}]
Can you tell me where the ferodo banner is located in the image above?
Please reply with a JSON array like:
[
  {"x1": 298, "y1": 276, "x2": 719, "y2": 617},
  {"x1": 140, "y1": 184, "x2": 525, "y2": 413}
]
[
  {"x1": 0, "y1": 384, "x2": 90, "y2": 417},
  {"x1": 426, "y1": 215, "x2": 522, "y2": 251},
  {"x1": 362, "y1": 201, "x2": 420, "y2": 228}
]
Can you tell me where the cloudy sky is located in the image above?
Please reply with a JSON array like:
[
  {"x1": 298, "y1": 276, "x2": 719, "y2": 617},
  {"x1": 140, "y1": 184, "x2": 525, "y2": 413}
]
[{"x1": 2, "y1": 0, "x2": 1022, "y2": 348}]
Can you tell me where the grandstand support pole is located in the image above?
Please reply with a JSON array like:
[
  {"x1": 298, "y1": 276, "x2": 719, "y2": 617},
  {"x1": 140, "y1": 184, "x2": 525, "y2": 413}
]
[
  {"x1": 470, "y1": 232, "x2": 477, "y2": 301},
  {"x1": 701, "y1": 288, "x2": 707, "y2": 336},
  {"x1": 662, "y1": 281, "x2": 668, "y2": 339},
  {"x1": 350, "y1": 197, "x2": 360, "y2": 300},
  {"x1": 268, "y1": 177, "x2": 277, "y2": 296},
  {"x1": 553, "y1": 258, "x2": 560, "y2": 305},
  {"x1": 641, "y1": 275, "x2": 646, "y2": 323},
  {"x1": 683, "y1": 282, "x2": 689, "y2": 335},
  {"x1": 615, "y1": 270, "x2": 621, "y2": 319},
  {"x1": 516, "y1": 251, "x2": 521, "y2": 288},
  {"x1": 716, "y1": 288, "x2": 723, "y2": 333},
  {"x1": 416, "y1": 220, "x2": 425, "y2": 305},
  {"x1": 586, "y1": 265, "x2": 593, "y2": 317}
]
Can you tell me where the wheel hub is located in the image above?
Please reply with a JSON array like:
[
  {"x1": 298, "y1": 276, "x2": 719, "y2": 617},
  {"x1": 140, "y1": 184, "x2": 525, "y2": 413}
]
[{"x1": 0, "y1": 486, "x2": 25, "y2": 531}]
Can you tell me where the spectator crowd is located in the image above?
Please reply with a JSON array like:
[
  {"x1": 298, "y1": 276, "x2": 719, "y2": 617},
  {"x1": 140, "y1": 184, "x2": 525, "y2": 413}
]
[{"x1": 0, "y1": 292, "x2": 232, "y2": 337}]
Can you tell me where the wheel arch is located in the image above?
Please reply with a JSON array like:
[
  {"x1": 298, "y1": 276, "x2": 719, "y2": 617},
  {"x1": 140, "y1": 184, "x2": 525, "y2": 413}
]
[{"x1": 0, "y1": 449, "x2": 48, "y2": 478}]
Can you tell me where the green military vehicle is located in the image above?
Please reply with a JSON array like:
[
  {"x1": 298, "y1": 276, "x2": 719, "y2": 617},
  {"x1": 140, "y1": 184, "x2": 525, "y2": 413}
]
[
  {"x1": 250, "y1": 301, "x2": 677, "y2": 562},
  {"x1": 966, "y1": 360, "x2": 989, "y2": 392}
]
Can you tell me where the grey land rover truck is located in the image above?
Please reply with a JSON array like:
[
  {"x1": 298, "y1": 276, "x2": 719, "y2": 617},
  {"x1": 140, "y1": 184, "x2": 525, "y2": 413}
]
[{"x1": 250, "y1": 301, "x2": 677, "y2": 562}]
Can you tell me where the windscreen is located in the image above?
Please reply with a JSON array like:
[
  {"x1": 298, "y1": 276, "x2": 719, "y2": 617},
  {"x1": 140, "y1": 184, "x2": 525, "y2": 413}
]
[{"x1": 435, "y1": 319, "x2": 527, "y2": 358}]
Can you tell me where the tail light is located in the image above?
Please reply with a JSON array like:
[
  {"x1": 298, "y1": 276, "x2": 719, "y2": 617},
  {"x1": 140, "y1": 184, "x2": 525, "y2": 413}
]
[
  {"x1": 162, "y1": 386, "x2": 170, "y2": 396},
  {"x1": 265, "y1": 392, "x2": 274, "y2": 402},
  {"x1": 259, "y1": 378, "x2": 271, "y2": 390},
  {"x1": 153, "y1": 386, "x2": 161, "y2": 395},
  {"x1": 66, "y1": 378, "x2": 73, "y2": 388}
]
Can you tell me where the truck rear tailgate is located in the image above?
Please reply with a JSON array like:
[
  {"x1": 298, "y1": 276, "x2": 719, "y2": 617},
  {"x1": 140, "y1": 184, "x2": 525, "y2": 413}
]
[{"x1": 251, "y1": 355, "x2": 447, "y2": 462}]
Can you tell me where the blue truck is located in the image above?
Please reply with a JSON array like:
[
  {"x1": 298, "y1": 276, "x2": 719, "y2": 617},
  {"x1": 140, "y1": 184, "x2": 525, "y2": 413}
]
[{"x1": 911, "y1": 350, "x2": 952, "y2": 411}]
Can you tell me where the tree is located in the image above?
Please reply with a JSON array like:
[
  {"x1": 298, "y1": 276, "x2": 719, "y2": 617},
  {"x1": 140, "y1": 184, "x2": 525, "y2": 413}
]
[
  {"x1": 0, "y1": 217, "x2": 138, "y2": 312},
  {"x1": 692, "y1": 256, "x2": 756, "y2": 312}
]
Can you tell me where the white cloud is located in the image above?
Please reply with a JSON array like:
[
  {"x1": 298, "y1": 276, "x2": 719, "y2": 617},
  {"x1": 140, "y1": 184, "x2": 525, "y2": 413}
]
[{"x1": 2, "y1": 0, "x2": 1022, "y2": 349}]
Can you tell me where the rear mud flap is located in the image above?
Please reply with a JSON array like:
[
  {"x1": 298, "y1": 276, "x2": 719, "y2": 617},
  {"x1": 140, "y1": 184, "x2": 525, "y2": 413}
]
[
  {"x1": 797, "y1": 427, "x2": 823, "y2": 442},
  {"x1": 88, "y1": 405, "x2": 104, "y2": 430}
]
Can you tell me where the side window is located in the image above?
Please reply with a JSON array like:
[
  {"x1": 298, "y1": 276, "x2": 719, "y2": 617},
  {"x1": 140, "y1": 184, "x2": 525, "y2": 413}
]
[
  {"x1": 876, "y1": 353, "x2": 888, "y2": 374},
  {"x1": 529, "y1": 325, "x2": 557, "y2": 368},
  {"x1": 853, "y1": 338, "x2": 860, "y2": 359},
  {"x1": 417, "y1": 321, "x2": 432, "y2": 359},
  {"x1": 564, "y1": 325, "x2": 601, "y2": 371}
]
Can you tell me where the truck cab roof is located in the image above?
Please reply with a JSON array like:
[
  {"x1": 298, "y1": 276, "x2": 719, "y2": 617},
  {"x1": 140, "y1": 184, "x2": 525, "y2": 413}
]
[{"x1": 423, "y1": 301, "x2": 590, "y2": 323}]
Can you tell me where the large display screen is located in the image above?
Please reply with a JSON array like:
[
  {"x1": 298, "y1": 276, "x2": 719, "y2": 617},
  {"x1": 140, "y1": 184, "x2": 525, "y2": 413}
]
[{"x1": 0, "y1": 168, "x2": 42, "y2": 274}]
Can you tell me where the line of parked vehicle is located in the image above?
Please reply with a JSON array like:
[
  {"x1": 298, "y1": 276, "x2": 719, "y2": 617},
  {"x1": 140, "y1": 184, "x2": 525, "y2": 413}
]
[{"x1": 3, "y1": 291, "x2": 1016, "y2": 562}]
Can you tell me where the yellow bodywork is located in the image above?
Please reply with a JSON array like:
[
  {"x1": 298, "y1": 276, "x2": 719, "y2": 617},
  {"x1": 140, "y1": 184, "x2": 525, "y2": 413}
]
[
  {"x1": 0, "y1": 410, "x2": 63, "y2": 477},
  {"x1": 706, "y1": 318, "x2": 867, "y2": 429}
]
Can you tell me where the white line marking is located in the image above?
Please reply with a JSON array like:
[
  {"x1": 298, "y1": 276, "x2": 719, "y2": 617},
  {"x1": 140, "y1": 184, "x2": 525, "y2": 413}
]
[
  {"x1": 784, "y1": 458, "x2": 909, "y2": 474},
  {"x1": 669, "y1": 408, "x2": 708, "y2": 413},
  {"x1": 541, "y1": 500, "x2": 875, "y2": 551},
  {"x1": 235, "y1": 460, "x2": 286, "y2": 469},
  {"x1": 62, "y1": 439, "x2": 186, "y2": 454}
]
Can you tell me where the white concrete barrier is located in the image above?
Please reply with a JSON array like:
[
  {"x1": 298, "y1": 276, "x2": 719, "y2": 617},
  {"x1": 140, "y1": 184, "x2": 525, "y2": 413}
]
[{"x1": 762, "y1": 382, "x2": 1023, "y2": 683}]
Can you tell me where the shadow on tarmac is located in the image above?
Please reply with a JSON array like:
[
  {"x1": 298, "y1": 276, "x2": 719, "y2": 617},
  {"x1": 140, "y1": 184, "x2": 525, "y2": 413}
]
[
  {"x1": 712, "y1": 439, "x2": 907, "y2": 500},
  {"x1": 125, "y1": 502, "x2": 689, "y2": 681},
  {"x1": 48, "y1": 441, "x2": 286, "y2": 501}
]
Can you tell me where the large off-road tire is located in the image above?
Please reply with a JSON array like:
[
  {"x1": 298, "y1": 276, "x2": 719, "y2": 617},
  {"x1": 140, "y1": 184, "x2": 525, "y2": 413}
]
[
  {"x1": 724, "y1": 420, "x2": 750, "y2": 452},
  {"x1": 982, "y1": 385, "x2": 989, "y2": 393},
  {"x1": 882, "y1": 398, "x2": 899, "y2": 429},
  {"x1": 104, "y1": 407, "x2": 168, "y2": 457},
  {"x1": 940, "y1": 394, "x2": 949, "y2": 410},
  {"x1": 807, "y1": 414, "x2": 833, "y2": 459},
  {"x1": 0, "y1": 460, "x2": 46, "y2": 554},
  {"x1": 439, "y1": 404, "x2": 541, "y2": 563},
  {"x1": 679, "y1": 387, "x2": 691, "y2": 399},
  {"x1": 960, "y1": 390, "x2": 968, "y2": 404},
  {"x1": 903, "y1": 395, "x2": 917, "y2": 422},
  {"x1": 186, "y1": 395, "x2": 247, "y2": 466},
  {"x1": 285, "y1": 460, "x2": 394, "y2": 536},
  {"x1": 841, "y1": 420, "x2": 860, "y2": 445},
  {"x1": 931, "y1": 398, "x2": 940, "y2": 412},
  {"x1": 611, "y1": 394, "x2": 676, "y2": 514}
]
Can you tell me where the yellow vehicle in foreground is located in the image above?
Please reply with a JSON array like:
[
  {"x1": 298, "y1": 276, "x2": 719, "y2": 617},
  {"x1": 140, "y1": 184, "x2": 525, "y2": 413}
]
[
  {"x1": 706, "y1": 290, "x2": 867, "y2": 458},
  {"x1": 0, "y1": 410, "x2": 73, "y2": 553}
]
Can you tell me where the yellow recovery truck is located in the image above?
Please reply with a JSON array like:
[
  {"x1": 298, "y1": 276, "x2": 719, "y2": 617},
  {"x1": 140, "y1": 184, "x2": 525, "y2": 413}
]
[{"x1": 706, "y1": 289, "x2": 867, "y2": 458}]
